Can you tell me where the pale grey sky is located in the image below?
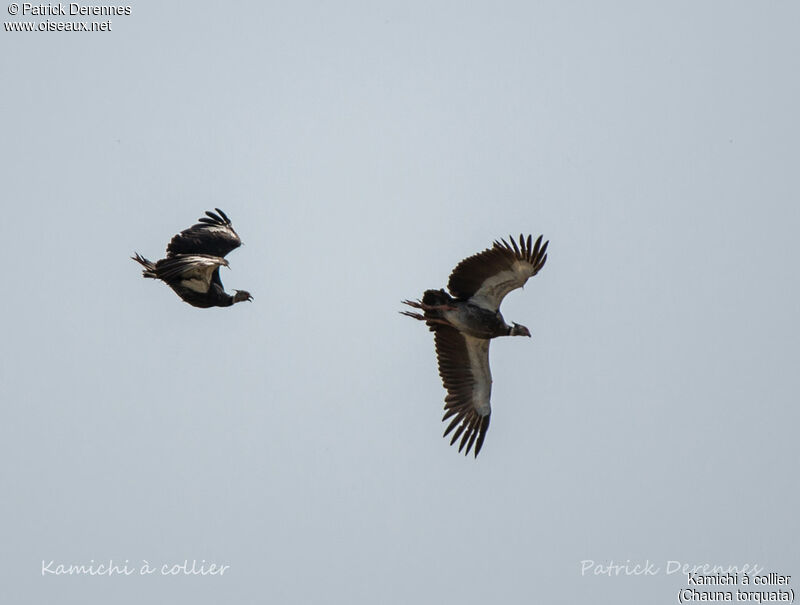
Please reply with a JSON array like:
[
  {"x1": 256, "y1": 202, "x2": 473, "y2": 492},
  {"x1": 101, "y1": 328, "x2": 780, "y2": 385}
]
[{"x1": 2, "y1": 2, "x2": 799, "y2": 604}]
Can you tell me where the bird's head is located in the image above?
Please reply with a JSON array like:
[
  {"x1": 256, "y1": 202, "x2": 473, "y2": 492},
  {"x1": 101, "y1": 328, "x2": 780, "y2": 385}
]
[
  {"x1": 233, "y1": 290, "x2": 253, "y2": 303},
  {"x1": 510, "y1": 322, "x2": 531, "y2": 337}
]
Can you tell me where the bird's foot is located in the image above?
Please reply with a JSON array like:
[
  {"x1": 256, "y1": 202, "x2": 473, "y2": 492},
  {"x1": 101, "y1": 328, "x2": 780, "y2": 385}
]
[
  {"x1": 399, "y1": 310, "x2": 453, "y2": 329},
  {"x1": 401, "y1": 299, "x2": 456, "y2": 312}
]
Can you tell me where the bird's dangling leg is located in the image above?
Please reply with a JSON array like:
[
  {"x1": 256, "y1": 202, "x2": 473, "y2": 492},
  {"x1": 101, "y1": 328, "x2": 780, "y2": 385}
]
[
  {"x1": 401, "y1": 299, "x2": 457, "y2": 312},
  {"x1": 399, "y1": 310, "x2": 453, "y2": 328}
]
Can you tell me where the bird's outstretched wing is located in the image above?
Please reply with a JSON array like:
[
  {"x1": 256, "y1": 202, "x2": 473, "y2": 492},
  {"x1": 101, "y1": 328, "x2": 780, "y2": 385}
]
[
  {"x1": 154, "y1": 254, "x2": 228, "y2": 294},
  {"x1": 166, "y1": 208, "x2": 242, "y2": 258},
  {"x1": 433, "y1": 326, "x2": 492, "y2": 457},
  {"x1": 447, "y1": 234, "x2": 548, "y2": 311}
]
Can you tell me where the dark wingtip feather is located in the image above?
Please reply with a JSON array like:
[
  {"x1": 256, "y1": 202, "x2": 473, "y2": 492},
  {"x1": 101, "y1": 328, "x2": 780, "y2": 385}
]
[
  {"x1": 197, "y1": 209, "x2": 230, "y2": 226},
  {"x1": 449, "y1": 421, "x2": 467, "y2": 445},
  {"x1": 463, "y1": 424, "x2": 479, "y2": 456},
  {"x1": 457, "y1": 416, "x2": 478, "y2": 453},
  {"x1": 443, "y1": 412, "x2": 465, "y2": 438},
  {"x1": 474, "y1": 415, "x2": 489, "y2": 457}
]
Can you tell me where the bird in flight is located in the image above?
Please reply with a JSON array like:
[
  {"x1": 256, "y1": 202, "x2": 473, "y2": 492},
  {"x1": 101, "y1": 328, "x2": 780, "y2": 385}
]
[
  {"x1": 401, "y1": 234, "x2": 548, "y2": 457},
  {"x1": 132, "y1": 208, "x2": 253, "y2": 308}
]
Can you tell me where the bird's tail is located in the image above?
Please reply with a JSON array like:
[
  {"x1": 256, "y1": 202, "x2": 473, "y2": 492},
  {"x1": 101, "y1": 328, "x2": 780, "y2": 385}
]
[
  {"x1": 422, "y1": 288, "x2": 454, "y2": 310},
  {"x1": 131, "y1": 253, "x2": 157, "y2": 279},
  {"x1": 419, "y1": 289, "x2": 456, "y2": 331},
  {"x1": 400, "y1": 289, "x2": 456, "y2": 330}
]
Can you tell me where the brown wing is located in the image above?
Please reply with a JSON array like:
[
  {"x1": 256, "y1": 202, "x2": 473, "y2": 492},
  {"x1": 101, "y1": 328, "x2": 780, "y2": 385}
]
[
  {"x1": 433, "y1": 326, "x2": 492, "y2": 457},
  {"x1": 154, "y1": 254, "x2": 228, "y2": 293},
  {"x1": 166, "y1": 208, "x2": 242, "y2": 258},
  {"x1": 447, "y1": 234, "x2": 548, "y2": 311}
]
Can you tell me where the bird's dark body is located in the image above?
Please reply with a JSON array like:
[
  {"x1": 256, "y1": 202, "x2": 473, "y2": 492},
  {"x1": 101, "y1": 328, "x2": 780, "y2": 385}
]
[
  {"x1": 422, "y1": 289, "x2": 510, "y2": 339},
  {"x1": 167, "y1": 283, "x2": 235, "y2": 308}
]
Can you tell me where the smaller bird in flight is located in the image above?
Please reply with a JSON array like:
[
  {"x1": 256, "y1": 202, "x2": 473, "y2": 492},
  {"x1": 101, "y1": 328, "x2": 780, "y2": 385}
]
[
  {"x1": 401, "y1": 234, "x2": 548, "y2": 457},
  {"x1": 132, "y1": 208, "x2": 253, "y2": 308}
]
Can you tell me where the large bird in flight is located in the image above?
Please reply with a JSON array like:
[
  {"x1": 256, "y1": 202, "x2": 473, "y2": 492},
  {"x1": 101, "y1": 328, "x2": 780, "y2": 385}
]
[
  {"x1": 132, "y1": 208, "x2": 253, "y2": 308},
  {"x1": 401, "y1": 234, "x2": 548, "y2": 457}
]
